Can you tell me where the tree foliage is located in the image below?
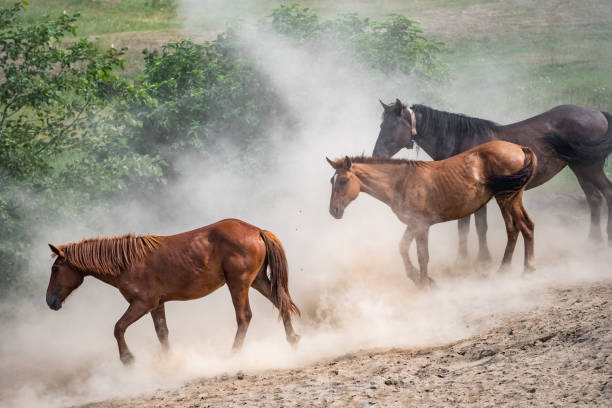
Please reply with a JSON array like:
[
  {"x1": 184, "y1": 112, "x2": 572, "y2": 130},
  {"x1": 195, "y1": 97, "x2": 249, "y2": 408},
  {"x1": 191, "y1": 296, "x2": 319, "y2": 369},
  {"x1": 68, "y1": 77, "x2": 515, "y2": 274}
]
[
  {"x1": 0, "y1": 1, "x2": 162, "y2": 289},
  {"x1": 267, "y1": 4, "x2": 445, "y2": 79}
]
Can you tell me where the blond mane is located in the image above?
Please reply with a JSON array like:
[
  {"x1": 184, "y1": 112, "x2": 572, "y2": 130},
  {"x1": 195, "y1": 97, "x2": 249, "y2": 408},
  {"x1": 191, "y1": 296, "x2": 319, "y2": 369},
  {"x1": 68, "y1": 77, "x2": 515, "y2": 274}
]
[{"x1": 55, "y1": 234, "x2": 162, "y2": 276}]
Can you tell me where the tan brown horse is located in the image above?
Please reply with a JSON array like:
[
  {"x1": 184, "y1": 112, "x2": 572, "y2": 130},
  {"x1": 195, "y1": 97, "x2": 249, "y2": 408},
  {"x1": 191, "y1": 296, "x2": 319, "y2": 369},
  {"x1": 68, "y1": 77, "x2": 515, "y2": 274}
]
[
  {"x1": 46, "y1": 218, "x2": 301, "y2": 364},
  {"x1": 327, "y1": 141, "x2": 537, "y2": 288},
  {"x1": 374, "y1": 100, "x2": 612, "y2": 263}
]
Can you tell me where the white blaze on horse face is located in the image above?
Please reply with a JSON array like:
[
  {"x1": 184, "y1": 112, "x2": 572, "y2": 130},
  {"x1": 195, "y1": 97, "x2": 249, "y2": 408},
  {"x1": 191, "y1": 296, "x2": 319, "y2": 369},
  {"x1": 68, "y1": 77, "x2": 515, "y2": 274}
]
[{"x1": 332, "y1": 173, "x2": 338, "y2": 186}]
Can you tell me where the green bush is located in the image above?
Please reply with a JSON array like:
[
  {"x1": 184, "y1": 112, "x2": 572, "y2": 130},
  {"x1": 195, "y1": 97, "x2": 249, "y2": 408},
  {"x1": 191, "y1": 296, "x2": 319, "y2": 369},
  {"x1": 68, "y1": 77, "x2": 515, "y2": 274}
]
[{"x1": 122, "y1": 36, "x2": 283, "y2": 175}]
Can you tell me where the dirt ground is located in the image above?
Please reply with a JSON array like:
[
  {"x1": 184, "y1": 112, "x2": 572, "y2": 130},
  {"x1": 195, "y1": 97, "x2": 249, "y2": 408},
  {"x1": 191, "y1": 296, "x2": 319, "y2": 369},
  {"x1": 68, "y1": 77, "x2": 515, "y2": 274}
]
[{"x1": 80, "y1": 282, "x2": 612, "y2": 408}]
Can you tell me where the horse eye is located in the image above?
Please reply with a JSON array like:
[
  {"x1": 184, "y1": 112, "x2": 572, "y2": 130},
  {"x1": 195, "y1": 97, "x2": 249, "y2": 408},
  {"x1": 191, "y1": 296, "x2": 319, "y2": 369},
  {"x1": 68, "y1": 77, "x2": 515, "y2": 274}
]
[
  {"x1": 340, "y1": 178, "x2": 348, "y2": 186},
  {"x1": 52, "y1": 266, "x2": 58, "y2": 273}
]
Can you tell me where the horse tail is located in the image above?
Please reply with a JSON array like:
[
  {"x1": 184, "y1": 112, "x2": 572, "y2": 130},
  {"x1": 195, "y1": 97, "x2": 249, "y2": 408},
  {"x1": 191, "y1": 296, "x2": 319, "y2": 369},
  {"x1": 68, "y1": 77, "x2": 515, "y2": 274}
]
[
  {"x1": 544, "y1": 111, "x2": 612, "y2": 165},
  {"x1": 259, "y1": 230, "x2": 301, "y2": 319},
  {"x1": 487, "y1": 146, "x2": 536, "y2": 197}
]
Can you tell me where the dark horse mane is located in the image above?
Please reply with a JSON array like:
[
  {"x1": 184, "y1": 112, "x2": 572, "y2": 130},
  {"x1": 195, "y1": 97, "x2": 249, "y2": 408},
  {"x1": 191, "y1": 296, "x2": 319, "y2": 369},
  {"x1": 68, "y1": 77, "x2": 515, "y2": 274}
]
[
  {"x1": 54, "y1": 234, "x2": 162, "y2": 276},
  {"x1": 348, "y1": 155, "x2": 429, "y2": 167},
  {"x1": 411, "y1": 104, "x2": 499, "y2": 139}
]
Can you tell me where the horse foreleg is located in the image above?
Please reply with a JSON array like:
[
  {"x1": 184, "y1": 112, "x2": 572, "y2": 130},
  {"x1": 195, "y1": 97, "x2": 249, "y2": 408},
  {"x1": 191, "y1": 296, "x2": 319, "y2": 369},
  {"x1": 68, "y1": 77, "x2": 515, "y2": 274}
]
[
  {"x1": 474, "y1": 205, "x2": 493, "y2": 265},
  {"x1": 151, "y1": 303, "x2": 169, "y2": 351},
  {"x1": 415, "y1": 227, "x2": 435, "y2": 289},
  {"x1": 251, "y1": 274, "x2": 300, "y2": 346},
  {"x1": 399, "y1": 227, "x2": 419, "y2": 285},
  {"x1": 496, "y1": 197, "x2": 519, "y2": 274},
  {"x1": 114, "y1": 300, "x2": 155, "y2": 365},
  {"x1": 227, "y1": 281, "x2": 252, "y2": 352},
  {"x1": 456, "y1": 215, "x2": 470, "y2": 268}
]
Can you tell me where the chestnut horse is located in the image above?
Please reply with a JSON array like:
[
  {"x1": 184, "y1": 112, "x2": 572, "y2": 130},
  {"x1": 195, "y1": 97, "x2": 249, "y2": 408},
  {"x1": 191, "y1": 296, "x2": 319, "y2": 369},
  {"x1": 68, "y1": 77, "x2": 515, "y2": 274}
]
[
  {"x1": 373, "y1": 100, "x2": 612, "y2": 265},
  {"x1": 46, "y1": 218, "x2": 301, "y2": 364},
  {"x1": 327, "y1": 141, "x2": 537, "y2": 288}
]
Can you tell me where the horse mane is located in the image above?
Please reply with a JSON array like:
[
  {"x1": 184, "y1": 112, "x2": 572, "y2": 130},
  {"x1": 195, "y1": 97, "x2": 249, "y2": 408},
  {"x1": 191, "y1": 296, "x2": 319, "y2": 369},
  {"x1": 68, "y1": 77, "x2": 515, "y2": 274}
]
[
  {"x1": 348, "y1": 155, "x2": 428, "y2": 167},
  {"x1": 54, "y1": 234, "x2": 162, "y2": 276},
  {"x1": 411, "y1": 104, "x2": 499, "y2": 139}
]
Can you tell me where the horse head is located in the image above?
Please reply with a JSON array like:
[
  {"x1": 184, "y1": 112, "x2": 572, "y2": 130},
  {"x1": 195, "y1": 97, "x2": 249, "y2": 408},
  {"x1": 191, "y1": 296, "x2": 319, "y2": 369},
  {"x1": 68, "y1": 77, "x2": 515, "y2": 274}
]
[
  {"x1": 373, "y1": 98, "x2": 416, "y2": 157},
  {"x1": 46, "y1": 244, "x2": 84, "y2": 310},
  {"x1": 326, "y1": 156, "x2": 360, "y2": 219}
]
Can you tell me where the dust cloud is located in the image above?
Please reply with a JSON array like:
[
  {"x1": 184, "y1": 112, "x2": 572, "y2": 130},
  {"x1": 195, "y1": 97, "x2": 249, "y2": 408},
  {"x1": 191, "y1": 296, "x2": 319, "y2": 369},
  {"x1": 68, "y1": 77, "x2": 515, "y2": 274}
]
[{"x1": 1, "y1": 2, "x2": 610, "y2": 407}]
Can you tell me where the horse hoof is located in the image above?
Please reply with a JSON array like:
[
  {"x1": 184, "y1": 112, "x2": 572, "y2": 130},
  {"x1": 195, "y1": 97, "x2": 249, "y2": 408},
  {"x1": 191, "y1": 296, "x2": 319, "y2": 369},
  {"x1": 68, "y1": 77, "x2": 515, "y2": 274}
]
[
  {"x1": 120, "y1": 351, "x2": 135, "y2": 365},
  {"x1": 287, "y1": 333, "x2": 301, "y2": 348},
  {"x1": 522, "y1": 266, "x2": 536, "y2": 275},
  {"x1": 417, "y1": 278, "x2": 436, "y2": 290},
  {"x1": 475, "y1": 258, "x2": 493, "y2": 270},
  {"x1": 455, "y1": 258, "x2": 472, "y2": 271},
  {"x1": 496, "y1": 264, "x2": 512, "y2": 275},
  {"x1": 476, "y1": 250, "x2": 492, "y2": 263}
]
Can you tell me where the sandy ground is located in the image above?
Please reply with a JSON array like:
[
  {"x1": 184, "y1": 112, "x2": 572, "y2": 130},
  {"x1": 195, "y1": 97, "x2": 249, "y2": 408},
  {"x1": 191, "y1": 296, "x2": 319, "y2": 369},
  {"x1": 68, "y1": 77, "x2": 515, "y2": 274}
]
[{"x1": 80, "y1": 282, "x2": 612, "y2": 408}]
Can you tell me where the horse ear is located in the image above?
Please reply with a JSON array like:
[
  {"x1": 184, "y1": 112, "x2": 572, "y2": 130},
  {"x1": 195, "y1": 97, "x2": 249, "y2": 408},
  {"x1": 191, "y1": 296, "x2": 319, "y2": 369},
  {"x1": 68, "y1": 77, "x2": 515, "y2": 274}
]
[
  {"x1": 379, "y1": 99, "x2": 387, "y2": 110},
  {"x1": 343, "y1": 156, "x2": 352, "y2": 170},
  {"x1": 394, "y1": 98, "x2": 404, "y2": 115},
  {"x1": 326, "y1": 157, "x2": 339, "y2": 169},
  {"x1": 48, "y1": 243, "x2": 64, "y2": 258}
]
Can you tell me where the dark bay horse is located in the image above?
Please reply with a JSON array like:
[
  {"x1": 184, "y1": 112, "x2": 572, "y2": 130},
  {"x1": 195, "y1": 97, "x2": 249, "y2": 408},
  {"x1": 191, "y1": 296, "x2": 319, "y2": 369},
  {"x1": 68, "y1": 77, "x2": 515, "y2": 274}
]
[
  {"x1": 373, "y1": 100, "x2": 612, "y2": 264},
  {"x1": 46, "y1": 218, "x2": 301, "y2": 364},
  {"x1": 327, "y1": 141, "x2": 537, "y2": 288}
]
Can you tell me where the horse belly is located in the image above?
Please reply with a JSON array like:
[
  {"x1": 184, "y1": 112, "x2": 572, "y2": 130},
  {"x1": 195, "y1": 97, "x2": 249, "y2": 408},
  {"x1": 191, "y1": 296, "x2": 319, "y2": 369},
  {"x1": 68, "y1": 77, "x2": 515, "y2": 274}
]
[
  {"x1": 437, "y1": 191, "x2": 489, "y2": 222},
  {"x1": 159, "y1": 257, "x2": 227, "y2": 301},
  {"x1": 431, "y1": 172, "x2": 490, "y2": 222}
]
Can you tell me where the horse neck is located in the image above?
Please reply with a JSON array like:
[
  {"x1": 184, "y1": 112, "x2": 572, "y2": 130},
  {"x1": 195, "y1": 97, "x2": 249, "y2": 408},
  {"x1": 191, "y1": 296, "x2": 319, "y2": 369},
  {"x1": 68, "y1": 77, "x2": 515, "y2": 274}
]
[
  {"x1": 83, "y1": 269, "x2": 121, "y2": 288},
  {"x1": 413, "y1": 128, "x2": 441, "y2": 160},
  {"x1": 353, "y1": 163, "x2": 407, "y2": 207},
  {"x1": 412, "y1": 110, "x2": 446, "y2": 160},
  {"x1": 412, "y1": 105, "x2": 499, "y2": 160}
]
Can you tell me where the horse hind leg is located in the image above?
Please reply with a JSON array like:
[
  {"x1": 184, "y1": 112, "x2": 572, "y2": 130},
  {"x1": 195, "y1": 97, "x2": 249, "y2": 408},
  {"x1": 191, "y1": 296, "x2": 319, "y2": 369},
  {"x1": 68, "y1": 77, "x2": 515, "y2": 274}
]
[
  {"x1": 251, "y1": 272, "x2": 300, "y2": 345},
  {"x1": 226, "y1": 279, "x2": 253, "y2": 352},
  {"x1": 495, "y1": 196, "x2": 519, "y2": 274},
  {"x1": 151, "y1": 303, "x2": 169, "y2": 351},
  {"x1": 518, "y1": 204, "x2": 536, "y2": 273},
  {"x1": 570, "y1": 165, "x2": 604, "y2": 243},
  {"x1": 585, "y1": 163, "x2": 612, "y2": 245}
]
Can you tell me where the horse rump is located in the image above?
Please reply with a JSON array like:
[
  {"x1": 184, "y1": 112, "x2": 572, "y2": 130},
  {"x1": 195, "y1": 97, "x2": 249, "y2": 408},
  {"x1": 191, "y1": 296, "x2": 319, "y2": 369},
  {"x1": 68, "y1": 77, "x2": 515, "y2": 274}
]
[
  {"x1": 487, "y1": 146, "x2": 536, "y2": 197},
  {"x1": 544, "y1": 111, "x2": 612, "y2": 165}
]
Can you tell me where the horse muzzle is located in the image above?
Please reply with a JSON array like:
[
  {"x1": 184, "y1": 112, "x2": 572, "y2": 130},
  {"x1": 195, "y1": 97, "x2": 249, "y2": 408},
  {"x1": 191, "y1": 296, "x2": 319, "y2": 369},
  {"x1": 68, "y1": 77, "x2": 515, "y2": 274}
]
[
  {"x1": 330, "y1": 205, "x2": 344, "y2": 219},
  {"x1": 46, "y1": 292, "x2": 62, "y2": 310}
]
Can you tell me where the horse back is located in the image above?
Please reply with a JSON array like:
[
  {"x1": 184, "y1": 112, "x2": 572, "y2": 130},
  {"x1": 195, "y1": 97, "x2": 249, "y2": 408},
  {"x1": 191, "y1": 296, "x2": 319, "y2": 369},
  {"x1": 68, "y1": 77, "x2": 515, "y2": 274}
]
[{"x1": 435, "y1": 141, "x2": 534, "y2": 193}]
